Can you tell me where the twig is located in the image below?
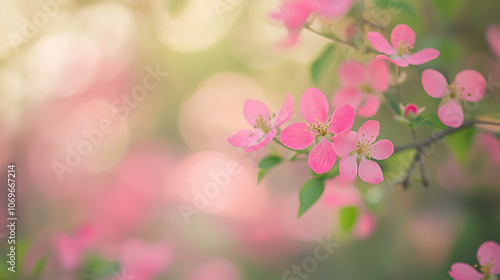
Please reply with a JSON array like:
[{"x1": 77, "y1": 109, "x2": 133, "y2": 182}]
[
  {"x1": 393, "y1": 119, "x2": 500, "y2": 153},
  {"x1": 410, "y1": 129, "x2": 429, "y2": 188},
  {"x1": 304, "y1": 25, "x2": 376, "y2": 54}
]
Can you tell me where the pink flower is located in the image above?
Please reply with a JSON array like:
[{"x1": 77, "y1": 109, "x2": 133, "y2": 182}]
[
  {"x1": 332, "y1": 120, "x2": 394, "y2": 184},
  {"x1": 422, "y1": 69, "x2": 486, "y2": 128},
  {"x1": 394, "y1": 103, "x2": 426, "y2": 124},
  {"x1": 313, "y1": 0, "x2": 356, "y2": 19},
  {"x1": 228, "y1": 93, "x2": 294, "y2": 152},
  {"x1": 367, "y1": 24, "x2": 440, "y2": 67},
  {"x1": 272, "y1": 0, "x2": 315, "y2": 47},
  {"x1": 281, "y1": 88, "x2": 356, "y2": 173},
  {"x1": 449, "y1": 241, "x2": 500, "y2": 280},
  {"x1": 333, "y1": 59, "x2": 390, "y2": 117},
  {"x1": 487, "y1": 25, "x2": 500, "y2": 61},
  {"x1": 53, "y1": 226, "x2": 97, "y2": 270}
]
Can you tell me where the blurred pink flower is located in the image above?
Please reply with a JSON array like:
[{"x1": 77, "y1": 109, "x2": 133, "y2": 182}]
[
  {"x1": 118, "y1": 239, "x2": 174, "y2": 280},
  {"x1": 321, "y1": 177, "x2": 361, "y2": 209},
  {"x1": 449, "y1": 241, "x2": 500, "y2": 280},
  {"x1": 228, "y1": 93, "x2": 294, "y2": 152},
  {"x1": 367, "y1": 24, "x2": 439, "y2": 67},
  {"x1": 333, "y1": 59, "x2": 390, "y2": 117},
  {"x1": 272, "y1": 0, "x2": 356, "y2": 46},
  {"x1": 394, "y1": 103, "x2": 426, "y2": 124},
  {"x1": 313, "y1": 0, "x2": 357, "y2": 18},
  {"x1": 353, "y1": 212, "x2": 376, "y2": 239},
  {"x1": 333, "y1": 120, "x2": 394, "y2": 184},
  {"x1": 422, "y1": 69, "x2": 486, "y2": 127},
  {"x1": 189, "y1": 259, "x2": 241, "y2": 280},
  {"x1": 487, "y1": 25, "x2": 500, "y2": 61},
  {"x1": 53, "y1": 226, "x2": 97, "y2": 271},
  {"x1": 475, "y1": 134, "x2": 500, "y2": 164},
  {"x1": 281, "y1": 88, "x2": 356, "y2": 173},
  {"x1": 272, "y1": 0, "x2": 315, "y2": 47}
]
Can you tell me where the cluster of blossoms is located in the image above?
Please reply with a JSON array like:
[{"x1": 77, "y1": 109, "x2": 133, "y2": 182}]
[
  {"x1": 449, "y1": 241, "x2": 500, "y2": 280},
  {"x1": 272, "y1": 0, "x2": 356, "y2": 46},
  {"x1": 229, "y1": 88, "x2": 394, "y2": 185}
]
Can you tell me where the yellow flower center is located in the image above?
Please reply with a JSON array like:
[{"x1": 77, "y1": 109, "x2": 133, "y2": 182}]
[
  {"x1": 476, "y1": 259, "x2": 494, "y2": 279},
  {"x1": 306, "y1": 119, "x2": 330, "y2": 136},
  {"x1": 397, "y1": 40, "x2": 413, "y2": 57},
  {"x1": 253, "y1": 113, "x2": 275, "y2": 134}
]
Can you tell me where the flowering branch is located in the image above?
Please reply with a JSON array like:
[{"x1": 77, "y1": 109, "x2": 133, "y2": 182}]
[
  {"x1": 304, "y1": 25, "x2": 376, "y2": 54},
  {"x1": 393, "y1": 119, "x2": 500, "y2": 153}
]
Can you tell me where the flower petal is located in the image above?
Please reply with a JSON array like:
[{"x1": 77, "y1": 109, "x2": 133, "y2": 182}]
[
  {"x1": 455, "y1": 70, "x2": 486, "y2": 102},
  {"x1": 308, "y1": 138, "x2": 336, "y2": 174},
  {"x1": 338, "y1": 60, "x2": 365, "y2": 86},
  {"x1": 477, "y1": 241, "x2": 500, "y2": 274},
  {"x1": 486, "y1": 25, "x2": 500, "y2": 60},
  {"x1": 228, "y1": 129, "x2": 262, "y2": 148},
  {"x1": 332, "y1": 87, "x2": 364, "y2": 110},
  {"x1": 406, "y1": 48, "x2": 440, "y2": 65},
  {"x1": 328, "y1": 104, "x2": 356, "y2": 134},
  {"x1": 390, "y1": 24, "x2": 416, "y2": 49},
  {"x1": 358, "y1": 120, "x2": 380, "y2": 144},
  {"x1": 376, "y1": 54, "x2": 410, "y2": 67},
  {"x1": 449, "y1": 263, "x2": 483, "y2": 280},
  {"x1": 300, "y1": 87, "x2": 329, "y2": 124},
  {"x1": 244, "y1": 99, "x2": 271, "y2": 126},
  {"x1": 357, "y1": 94, "x2": 381, "y2": 117},
  {"x1": 438, "y1": 99, "x2": 464, "y2": 128},
  {"x1": 367, "y1": 32, "x2": 395, "y2": 55},
  {"x1": 369, "y1": 139, "x2": 394, "y2": 160},
  {"x1": 280, "y1": 122, "x2": 316, "y2": 150},
  {"x1": 275, "y1": 93, "x2": 294, "y2": 127},
  {"x1": 367, "y1": 59, "x2": 390, "y2": 92},
  {"x1": 333, "y1": 130, "x2": 358, "y2": 157},
  {"x1": 339, "y1": 155, "x2": 358, "y2": 180},
  {"x1": 422, "y1": 69, "x2": 449, "y2": 98},
  {"x1": 315, "y1": 0, "x2": 355, "y2": 18},
  {"x1": 358, "y1": 158, "x2": 383, "y2": 184},
  {"x1": 245, "y1": 128, "x2": 277, "y2": 152}
]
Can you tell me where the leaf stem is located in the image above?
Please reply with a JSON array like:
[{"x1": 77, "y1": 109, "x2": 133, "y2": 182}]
[{"x1": 304, "y1": 25, "x2": 376, "y2": 54}]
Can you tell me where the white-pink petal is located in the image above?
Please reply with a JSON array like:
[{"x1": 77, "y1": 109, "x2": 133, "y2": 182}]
[
  {"x1": 477, "y1": 241, "x2": 500, "y2": 274},
  {"x1": 357, "y1": 95, "x2": 380, "y2": 117},
  {"x1": 245, "y1": 128, "x2": 277, "y2": 152},
  {"x1": 338, "y1": 60, "x2": 365, "y2": 86},
  {"x1": 455, "y1": 70, "x2": 486, "y2": 102},
  {"x1": 422, "y1": 69, "x2": 449, "y2": 98},
  {"x1": 300, "y1": 87, "x2": 330, "y2": 124},
  {"x1": 369, "y1": 139, "x2": 394, "y2": 160},
  {"x1": 358, "y1": 158, "x2": 383, "y2": 184},
  {"x1": 406, "y1": 48, "x2": 440, "y2": 65},
  {"x1": 275, "y1": 93, "x2": 294, "y2": 127},
  {"x1": 280, "y1": 122, "x2": 316, "y2": 150},
  {"x1": 390, "y1": 24, "x2": 416, "y2": 49},
  {"x1": 227, "y1": 129, "x2": 261, "y2": 148},
  {"x1": 366, "y1": 59, "x2": 390, "y2": 93},
  {"x1": 339, "y1": 155, "x2": 358, "y2": 180},
  {"x1": 376, "y1": 54, "x2": 410, "y2": 67},
  {"x1": 367, "y1": 32, "x2": 395, "y2": 56},
  {"x1": 438, "y1": 99, "x2": 464, "y2": 128},
  {"x1": 333, "y1": 130, "x2": 358, "y2": 157},
  {"x1": 449, "y1": 263, "x2": 483, "y2": 280},
  {"x1": 358, "y1": 120, "x2": 380, "y2": 144},
  {"x1": 328, "y1": 104, "x2": 356, "y2": 134},
  {"x1": 308, "y1": 138, "x2": 336, "y2": 174},
  {"x1": 243, "y1": 99, "x2": 271, "y2": 126}
]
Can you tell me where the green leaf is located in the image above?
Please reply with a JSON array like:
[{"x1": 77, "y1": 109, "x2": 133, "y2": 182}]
[
  {"x1": 385, "y1": 94, "x2": 401, "y2": 115},
  {"x1": 310, "y1": 44, "x2": 336, "y2": 85},
  {"x1": 339, "y1": 206, "x2": 358, "y2": 232},
  {"x1": 80, "y1": 254, "x2": 121, "y2": 280},
  {"x1": 298, "y1": 177, "x2": 326, "y2": 217},
  {"x1": 496, "y1": 133, "x2": 500, "y2": 141},
  {"x1": 374, "y1": 0, "x2": 416, "y2": 18},
  {"x1": 31, "y1": 256, "x2": 48, "y2": 278},
  {"x1": 257, "y1": 168, "x2": 270, "y2": 185},
  {"x1": 445, "y1": 126, "x2": 476, "y2": 166},
  {"x1": 258, "y1": 156, "x2": 282, "y2": 169}
]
